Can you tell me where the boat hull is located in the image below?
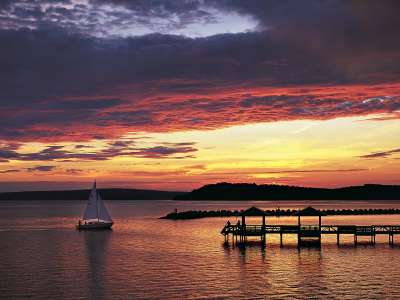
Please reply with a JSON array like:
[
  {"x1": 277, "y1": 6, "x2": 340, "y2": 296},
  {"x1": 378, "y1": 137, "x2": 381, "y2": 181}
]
[{"x1": 76, "y1": 222, "x2": 113, "y2": 230}]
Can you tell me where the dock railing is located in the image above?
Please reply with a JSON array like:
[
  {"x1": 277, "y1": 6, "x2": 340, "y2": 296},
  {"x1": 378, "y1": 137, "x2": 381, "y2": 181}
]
[{"x1": 221, "y1": 223, "x2": 400, "y2": 246}]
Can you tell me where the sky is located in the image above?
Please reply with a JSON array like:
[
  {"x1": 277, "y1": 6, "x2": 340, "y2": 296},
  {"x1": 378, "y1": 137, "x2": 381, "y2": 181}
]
[{"x1": 0, "y1": 0, "x2": 399, "y2": 192}]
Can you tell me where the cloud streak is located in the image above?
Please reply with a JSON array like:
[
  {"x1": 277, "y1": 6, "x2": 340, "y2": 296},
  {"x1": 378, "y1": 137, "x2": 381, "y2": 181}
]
[
  {"x1": 0, "y1": 165, "x2": 56, "y2": 173},
  {"x1": 0, "y1": 141, "x2": 198, "y2": 162},
  {"x1": 359, "y1": 148, "x2": 400, "y2": 159}
]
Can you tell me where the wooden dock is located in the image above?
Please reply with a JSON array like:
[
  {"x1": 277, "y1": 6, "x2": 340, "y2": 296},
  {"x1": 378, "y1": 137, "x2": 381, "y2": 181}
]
[{"x1": 220, "y1": 206, "x2": 400, "y2": 246}]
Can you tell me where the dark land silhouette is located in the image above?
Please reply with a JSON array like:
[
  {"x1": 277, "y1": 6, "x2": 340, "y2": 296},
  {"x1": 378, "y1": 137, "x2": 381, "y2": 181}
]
[
  {"x1": 2, "y1": 182, "x2": 400, "y2": 201},
  {"x1": 0, "y1": 188, "x2": 184, "y2": 201},
  {"x1": 174, "y1": 182, "x2": 400, "y2": 200},
  {"x1": 161, "y1": 207, "x2": 400, "y2": 220}
]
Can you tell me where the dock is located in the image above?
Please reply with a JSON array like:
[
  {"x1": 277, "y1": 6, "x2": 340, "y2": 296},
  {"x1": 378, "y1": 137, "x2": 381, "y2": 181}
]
[{"x1": 221, "y1": 206, "x2": 400, "y2": 246}]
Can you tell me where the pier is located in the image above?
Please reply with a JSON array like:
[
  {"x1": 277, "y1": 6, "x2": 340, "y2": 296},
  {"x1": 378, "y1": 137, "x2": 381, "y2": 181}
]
[{"x1": 221, "y1": 206, "x2": 400, "y2": 246}]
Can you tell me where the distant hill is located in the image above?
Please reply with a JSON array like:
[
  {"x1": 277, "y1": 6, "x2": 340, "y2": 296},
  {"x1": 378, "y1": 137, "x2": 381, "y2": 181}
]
[
  {"x1": 0, "y1": 188, "x2": 185, "y2": 201},
  {"x1": 174, "y1": 182, "x2": 400, "y2": 200}
]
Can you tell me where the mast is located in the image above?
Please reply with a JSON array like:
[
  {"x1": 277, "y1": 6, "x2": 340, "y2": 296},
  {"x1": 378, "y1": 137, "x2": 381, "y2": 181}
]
[{"x1": 95, "y1": 180, "x2": 99, "y2": 222}]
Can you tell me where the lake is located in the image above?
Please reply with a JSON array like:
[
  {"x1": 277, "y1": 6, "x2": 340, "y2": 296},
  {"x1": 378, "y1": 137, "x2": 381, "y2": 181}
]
[{"x1": 1, "y1": 200, "x2": 400, "y2": 299}]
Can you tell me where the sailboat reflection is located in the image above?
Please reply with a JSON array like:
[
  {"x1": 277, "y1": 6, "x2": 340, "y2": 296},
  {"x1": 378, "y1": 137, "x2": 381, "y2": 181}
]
[{"x1": 83, "y1": 230, "x2": 112, "y2": 299}]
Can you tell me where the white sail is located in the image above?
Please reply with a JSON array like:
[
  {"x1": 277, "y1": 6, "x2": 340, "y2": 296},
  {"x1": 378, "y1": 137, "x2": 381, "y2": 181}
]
[
  {"x1": 83, "y1": 182, "x2": 99, "y2": 221},
  {"x1": 97, "y1": 194, "x2": 112, "y2": 222}
]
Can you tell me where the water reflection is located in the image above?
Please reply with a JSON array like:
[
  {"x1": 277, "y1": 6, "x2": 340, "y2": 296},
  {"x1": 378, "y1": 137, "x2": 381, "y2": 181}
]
[
  {"x1": 2, "y1": 201, "x2": 400, "y2": 299},
  {"x1": 82, "y1": 231, "x2": 112, "y2": 299}
]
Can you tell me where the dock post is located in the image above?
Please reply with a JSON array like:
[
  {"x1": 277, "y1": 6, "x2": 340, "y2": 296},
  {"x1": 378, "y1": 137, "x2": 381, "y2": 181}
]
[
  {"x1": 280, "y1": 233, "x2": 283, "y2": 247},
  {"x1": 337, "y1": 233, "x2": 340, "y2": 246},
  {"x1": 389, "y1": 234, "x2": 394, "y2": 246},
  {"x1": 297, "y1": 215, "x2": 301, "y2": 247},
  {"x1": 318, "y1": 216, "x2": 322, "y2": 245},
  {"x1": 354, "y1": 234, "x2": 357, "y2": 246}
]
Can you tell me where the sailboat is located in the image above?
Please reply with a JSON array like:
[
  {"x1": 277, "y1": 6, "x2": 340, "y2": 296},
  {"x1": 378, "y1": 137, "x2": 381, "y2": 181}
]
[{"x1": 76, "y1": 181, "x2": 113, "y2": 230}]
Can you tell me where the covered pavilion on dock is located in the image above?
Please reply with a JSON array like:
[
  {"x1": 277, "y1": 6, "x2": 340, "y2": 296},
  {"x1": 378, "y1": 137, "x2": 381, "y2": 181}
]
[
  {"x1": 294, "y1": 206, "x2": 326, "y2": 245},
  {"x1": 221, "y1": 205, "x2": 400, "y2": 247},
  {"x1": 221, "y1": 206, "x2": 270, "y2": 243},
  {"x1": 240, "y1": 206, "x2": 269, "y2": 243},
  {"x1": 241, "y1": 206, "x2": 268, "y2": 228}
]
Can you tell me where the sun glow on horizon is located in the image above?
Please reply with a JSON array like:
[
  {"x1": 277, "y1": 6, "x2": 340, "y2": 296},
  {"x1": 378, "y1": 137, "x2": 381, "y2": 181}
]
[{"x1": 1, "y1": 115, "x2": 399, "y2": 191}]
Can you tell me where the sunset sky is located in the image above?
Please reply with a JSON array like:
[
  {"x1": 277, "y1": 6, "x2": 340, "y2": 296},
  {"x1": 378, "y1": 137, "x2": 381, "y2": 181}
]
[{"x1": 0, "y1": 0, "x2": 399, "y2": 191}]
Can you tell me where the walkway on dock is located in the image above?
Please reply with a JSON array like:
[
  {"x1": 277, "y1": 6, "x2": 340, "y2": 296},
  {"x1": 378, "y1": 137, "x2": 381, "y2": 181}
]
[{"x1": 221, "y1": 206, "x2": 400, "y2": 246}]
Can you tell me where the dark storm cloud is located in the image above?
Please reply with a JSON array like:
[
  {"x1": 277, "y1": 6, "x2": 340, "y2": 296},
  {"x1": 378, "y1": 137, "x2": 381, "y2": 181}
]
[
  {"x1": 0, "y1": 1, "x2": 400, "y2": 142},
  {"x1": 26, "y1": 165, "x2": 56, "y2": 172},
  {"x1": 132, "y1": 145, "x2": 197, "y2": 159},
  {"x1": 45, "y1": 98, "x2": 124, "y2": 110},
  {"x1": 0, "y1": 165, "x2": 56, "y2": 173},
  {"x1": 0, "y1": 141, "x2": 198, "y2": 162}
]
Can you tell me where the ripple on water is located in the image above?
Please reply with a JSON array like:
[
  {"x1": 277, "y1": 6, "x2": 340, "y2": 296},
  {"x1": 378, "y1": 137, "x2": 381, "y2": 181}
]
[{"x1": 2, "y1": 200, "x2": 400, "y2": 299}]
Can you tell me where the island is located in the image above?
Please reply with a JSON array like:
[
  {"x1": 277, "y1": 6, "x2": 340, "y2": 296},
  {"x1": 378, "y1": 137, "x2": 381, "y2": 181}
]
[{"x1": 174, "y1": 182, "x2": 400, "y2": 200}]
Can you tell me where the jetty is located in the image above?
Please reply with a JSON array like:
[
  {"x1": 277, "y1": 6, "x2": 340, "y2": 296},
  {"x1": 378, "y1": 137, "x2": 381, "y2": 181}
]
[
  {"x1": 161, "y1": 207, "x2": 400, "y2": 220},
  {"x1": 220, "y1": 206, "x2": 400, "y2": 246}
]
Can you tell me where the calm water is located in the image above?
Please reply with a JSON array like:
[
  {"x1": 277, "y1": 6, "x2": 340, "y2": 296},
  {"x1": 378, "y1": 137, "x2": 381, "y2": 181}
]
[{"x1": 2, "y1": 200, "x2": 400, "y2": 299}]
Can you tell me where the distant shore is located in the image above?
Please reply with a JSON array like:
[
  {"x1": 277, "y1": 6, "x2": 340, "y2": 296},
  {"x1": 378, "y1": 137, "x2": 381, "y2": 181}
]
[
  {"x1": 174, "y1": 183, "x2": 400, "y2": 200},
  {"x1": 161, "y1": 208, "x2": 400, "y2": 220},
  {"x1": 0, "y1": 188, "x2": 184, "y2": 201},
  {"x1": 1, "y1": 182, "x2": 400, "y2": 201}
]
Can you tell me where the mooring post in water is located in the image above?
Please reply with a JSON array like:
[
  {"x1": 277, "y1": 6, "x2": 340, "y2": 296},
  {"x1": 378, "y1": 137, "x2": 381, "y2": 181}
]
[
  {"x1": 318, "y1": 215, "x2": 322, "y2": 244},
  {"x1": 242, "y1": 213, "x2": 246, "y2": 244},
  {"x1": 297, "y1": 215, "x2": 301, "y2": 246},
  {"x1": 389, "y1": 234, "x2": 394, "y2": 246},
  {"x1": 262, "y1": 214, "x2": 266, "y2": 244}
]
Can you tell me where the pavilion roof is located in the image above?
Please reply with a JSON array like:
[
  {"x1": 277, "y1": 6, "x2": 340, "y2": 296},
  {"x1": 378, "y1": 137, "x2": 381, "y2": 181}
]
[
  {"x1": 241, "y1": 206, "x2": 268, "y2": 216},
  {"x1": 294, "y1": 206, "x2": 326, "y2": 216}
]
